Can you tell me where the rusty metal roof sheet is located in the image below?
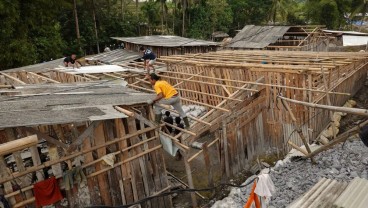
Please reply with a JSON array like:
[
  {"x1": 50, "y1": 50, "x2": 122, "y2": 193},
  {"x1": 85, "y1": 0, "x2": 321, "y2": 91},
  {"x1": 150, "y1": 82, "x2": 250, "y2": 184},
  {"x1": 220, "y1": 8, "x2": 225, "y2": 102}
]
[
  {"x1": 112, "y1": 35, "x2": 219, "y2": 47},
  {"x1": 85, "y1": 49, "x2": 140, "y2": 64},
  {"x1": 288, "y1": 177, "x2": 368, "y2": 208},
  {"x1": 227, "y1": 25, "x2": 290, "y2": 49}
]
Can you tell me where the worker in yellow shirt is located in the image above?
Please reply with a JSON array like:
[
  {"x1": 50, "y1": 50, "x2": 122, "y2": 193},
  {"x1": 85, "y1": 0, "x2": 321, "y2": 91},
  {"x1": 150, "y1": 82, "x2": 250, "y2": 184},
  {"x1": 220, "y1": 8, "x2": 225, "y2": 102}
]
[{"x1": 147, "y1": 73, "x2": 190, "y2": 129}]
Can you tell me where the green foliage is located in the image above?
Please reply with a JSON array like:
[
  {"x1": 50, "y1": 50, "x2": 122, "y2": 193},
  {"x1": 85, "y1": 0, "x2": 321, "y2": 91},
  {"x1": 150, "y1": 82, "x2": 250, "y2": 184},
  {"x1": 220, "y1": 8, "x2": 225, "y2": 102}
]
[
  {"x1": 226, "y1": 0, "x2": 272, "y2": 34},
  {"x1": 306, "y1": 0, "x2": 341, "y2": 29},
  {"x1": 141, "y1": 0, "x2": 161, "y2": 26},
  {"x1": 2, "y1": 0, "x2": 368, "y2": 70},
  {"x1": 187, "y1": 0, "x2": 232, "y2": 39}
]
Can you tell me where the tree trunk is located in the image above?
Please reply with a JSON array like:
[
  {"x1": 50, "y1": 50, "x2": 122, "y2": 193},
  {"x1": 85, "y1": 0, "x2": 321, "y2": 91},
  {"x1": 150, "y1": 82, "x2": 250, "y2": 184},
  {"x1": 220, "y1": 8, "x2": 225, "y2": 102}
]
[
  {"x1": 173, "y1": 0, "x2": 176, "y2": 34},
  {"x1": 92, "y1": 0, "x2": 100, "y2": 53},
  {"x1": 161, "y1": 1, "x2": 164, "y2": 34},
  {"x1": 73, "y1": 0, "x2": 81, "y2": 48},
  {"x1": 121, "y1": 0, "x2": 125, "y2": 20},
  {"x1": 182, "y1": 0, "x2": 186, "y2": 36},
  {"x1": 136, "y1": 0, "x2": 139, "y2": 15}
]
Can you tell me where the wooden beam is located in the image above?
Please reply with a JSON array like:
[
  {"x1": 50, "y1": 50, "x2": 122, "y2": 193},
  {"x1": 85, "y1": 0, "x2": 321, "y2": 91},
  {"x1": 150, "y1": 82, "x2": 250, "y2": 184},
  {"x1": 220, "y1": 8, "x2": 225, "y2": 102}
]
[
  {"x1": 0, "y1": 135, "x2": 38, "y2": 156},
  {"x1": 278, "y1": 96, "x2": 368, "y2": 116},
  {"x1": 67, "y1": 121, "x2": 102, "y2": 152},
  {"x1": 0, "y1": 125, "x2": 158, "y2": 184},
  {"x1": 0, "y1": 72, "x2": 26, "y2": 84},
  {"x1": 23, "y1": 71, "x2": 60, "y2": 83},
  {"x1": 21, "y1": 127, "x2": 69, "y2": 149}
]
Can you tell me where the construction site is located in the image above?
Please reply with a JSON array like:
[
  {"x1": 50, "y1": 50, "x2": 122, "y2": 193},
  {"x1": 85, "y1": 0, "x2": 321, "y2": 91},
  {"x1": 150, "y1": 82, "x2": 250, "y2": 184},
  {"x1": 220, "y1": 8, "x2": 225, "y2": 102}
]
[{"x1": 0, "y1": 34, "x2": 368, "y2": 208}]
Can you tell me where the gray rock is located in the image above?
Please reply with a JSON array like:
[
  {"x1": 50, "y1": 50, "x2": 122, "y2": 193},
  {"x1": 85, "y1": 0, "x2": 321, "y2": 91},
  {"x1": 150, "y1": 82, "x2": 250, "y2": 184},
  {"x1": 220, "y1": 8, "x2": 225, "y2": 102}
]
[{"x1": 350, "y1": 171, "x2": 359, "y2": 178}]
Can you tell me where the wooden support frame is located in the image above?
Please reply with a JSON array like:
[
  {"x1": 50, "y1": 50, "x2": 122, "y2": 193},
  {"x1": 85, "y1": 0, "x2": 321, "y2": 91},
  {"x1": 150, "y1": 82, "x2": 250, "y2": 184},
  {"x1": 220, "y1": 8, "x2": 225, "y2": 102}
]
[
  {"x1": 23, "y1": 71, "x2": 60, "y2": 83},
  {"x1": 0, "y1": 125, "x2": 158, "y2": 184},
  {"x1": 0, "y1": 72, "x2": 26, "y2": 85},
  {"x1": 21, "y1": 127, "x2": 69, "y2": 149}
]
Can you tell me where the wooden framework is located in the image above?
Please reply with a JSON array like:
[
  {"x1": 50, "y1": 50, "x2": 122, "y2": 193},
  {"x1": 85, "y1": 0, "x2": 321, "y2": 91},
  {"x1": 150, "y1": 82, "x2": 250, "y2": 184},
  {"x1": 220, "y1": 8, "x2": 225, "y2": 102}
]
[
  {"x1": 1, "y1": 49, "x2": 367, "y2": 208},
  {"x1": 0, "y1": 107, "x2": 172, "y2": 208}
]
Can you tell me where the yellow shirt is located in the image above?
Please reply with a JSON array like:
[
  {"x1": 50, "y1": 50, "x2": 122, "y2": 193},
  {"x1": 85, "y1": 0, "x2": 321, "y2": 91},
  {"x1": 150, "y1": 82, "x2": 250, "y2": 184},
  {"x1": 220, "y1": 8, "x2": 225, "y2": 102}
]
[{"x1": 154, "y1": 80, "x2": 178, "y2": 99}]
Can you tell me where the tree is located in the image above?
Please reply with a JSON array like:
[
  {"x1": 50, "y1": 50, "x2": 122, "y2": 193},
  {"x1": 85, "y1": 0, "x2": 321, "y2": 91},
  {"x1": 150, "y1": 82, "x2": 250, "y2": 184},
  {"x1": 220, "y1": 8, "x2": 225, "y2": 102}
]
[
  {"x1": 306, "y1": 0, "x2": 340, "y2": 29},
  {"x1": 228, "y1": 0, "x2": 272, "y2": 30},
  {"x1": 187, "y1": 0, "x2": 232, "y2": 39},
  {"x1": 269, "y1": 0, "x2": 296, "y2": 24}
]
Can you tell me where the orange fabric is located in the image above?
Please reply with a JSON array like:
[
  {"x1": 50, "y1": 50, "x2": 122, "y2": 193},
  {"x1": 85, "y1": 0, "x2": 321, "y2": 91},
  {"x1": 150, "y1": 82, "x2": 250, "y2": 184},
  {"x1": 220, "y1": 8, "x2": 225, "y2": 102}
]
[
  {"x1": 33, "y1": 177, "x2": 63, "y2": 207},
  {"x1": 154, "y1": 80, "x2": 178, "y2": 99},
  {"x1": 244, "y1": 180, "x2": 261, "y2": 208}
]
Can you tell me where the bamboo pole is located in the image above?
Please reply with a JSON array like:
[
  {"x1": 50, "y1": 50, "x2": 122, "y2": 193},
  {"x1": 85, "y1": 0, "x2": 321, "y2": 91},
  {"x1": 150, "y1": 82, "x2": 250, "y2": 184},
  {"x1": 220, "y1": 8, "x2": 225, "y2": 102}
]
[
  {"x1": 162, "y1": 121, "x2": 196, "y2": 136},
  {"x1": 288, "y1": 141, "x2": 309, "y2": 156},
  {"x1": 0, "y1": 85, "x2": 12, "y2": 88},
  {"x1": 0, "y1": 135, "x2": 38, "y2": 156},
  {"x1": 157, "y1": 74, "x2": 259, "y2": 92},
  {"x1": 321, "y1": 67, "x2": 336, "y2": 139},
  {"x1": 278, "y1": 96, "x2": 368, "y2": 117},
  {"x1": 163, "y1": 71, "x2": 349, "y2": 96}
]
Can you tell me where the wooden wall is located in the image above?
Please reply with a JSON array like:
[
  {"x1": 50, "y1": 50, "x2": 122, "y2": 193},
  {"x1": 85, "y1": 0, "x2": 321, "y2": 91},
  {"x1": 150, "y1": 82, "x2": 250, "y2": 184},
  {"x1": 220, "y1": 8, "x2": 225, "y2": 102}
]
[
  {"x1": 0, "y1": 113, "x2": 171, "y2": 207},
  {"x1": 161, "y1": 54, "x2": 368, "y2": 178}
]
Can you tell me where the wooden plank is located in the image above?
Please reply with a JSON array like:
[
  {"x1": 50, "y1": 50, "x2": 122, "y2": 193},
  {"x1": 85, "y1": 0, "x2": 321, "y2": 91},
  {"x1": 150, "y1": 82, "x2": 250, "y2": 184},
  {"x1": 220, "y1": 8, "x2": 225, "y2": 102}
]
[
  {"x1": 82, "y1": 126, "x2": 102, "y2": 205},
  {"x1": 0, "y1": 72, "x2": 26, "y2": 84},
  {"x1": 94, "y1": 122, "x2": 113, "y2": 205},
  {"x1": 183, "y1": 152, "x2": 198, "y2": 207},
  {"x1": 202, "y1": 143, "x2": 214, "y2": 191},
  {"x1": 126, "y1": 117, "x2": 146, "y2": 202},
  {"x1": 115, "y1": 118, "x2": 134, "y2": 204}
]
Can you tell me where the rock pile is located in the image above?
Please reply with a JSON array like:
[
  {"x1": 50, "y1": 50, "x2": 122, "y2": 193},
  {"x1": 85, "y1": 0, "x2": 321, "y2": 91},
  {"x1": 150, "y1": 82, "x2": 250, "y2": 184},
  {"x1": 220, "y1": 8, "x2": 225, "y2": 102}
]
[
  {"x1": 270, "y1": 138, "x2": 367, "y2": 208},
  {"x1": 211, "y1": 138, "x2": 368, "y2": 208}
]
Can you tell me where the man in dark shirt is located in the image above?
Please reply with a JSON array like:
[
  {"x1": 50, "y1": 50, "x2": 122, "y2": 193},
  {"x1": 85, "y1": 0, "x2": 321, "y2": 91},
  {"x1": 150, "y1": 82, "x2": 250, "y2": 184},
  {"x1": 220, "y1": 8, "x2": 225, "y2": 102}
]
[
  {"x1": 174, "y1": 117, "x2": 184, "y2": 135},
  {"x1": 163, "y1": 111, "x2": 174, "y2": 133},
  {"x1": 63, "y1": 54, "x2": 80, "y2": 68},
  {"x1": 140, "y1": 46, "x2": 156, "y2": 74}
]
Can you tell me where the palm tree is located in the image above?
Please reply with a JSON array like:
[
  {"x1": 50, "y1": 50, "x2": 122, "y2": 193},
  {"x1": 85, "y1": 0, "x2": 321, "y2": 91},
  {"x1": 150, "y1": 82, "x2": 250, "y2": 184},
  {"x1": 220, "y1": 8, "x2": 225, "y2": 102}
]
[{"x1": 269, "y1": 0, "x2": 293, "y2": 24}]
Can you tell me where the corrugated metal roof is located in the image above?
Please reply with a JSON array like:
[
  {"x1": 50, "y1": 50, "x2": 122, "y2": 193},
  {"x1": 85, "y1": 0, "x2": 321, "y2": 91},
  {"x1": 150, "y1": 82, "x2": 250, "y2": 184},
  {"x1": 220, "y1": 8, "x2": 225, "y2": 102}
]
[
  {"x1": 334, "y1": 177, "x2": 368, "y2": 208},
  {"x1": 85, "y1": 49, "x2": 140, "y2": 64},
  {"x1": 0, "y1": 83, "x2": 152, "y2": 127},
  {"x1": 227, "y1": 25, "x2": 290, "y2": 49},
  {"x1": 112, "y1": 35, "x2": 219, "y2": 47},
  {"x1": 288, "y1": 177, "x2": 368, "y2": 208}
]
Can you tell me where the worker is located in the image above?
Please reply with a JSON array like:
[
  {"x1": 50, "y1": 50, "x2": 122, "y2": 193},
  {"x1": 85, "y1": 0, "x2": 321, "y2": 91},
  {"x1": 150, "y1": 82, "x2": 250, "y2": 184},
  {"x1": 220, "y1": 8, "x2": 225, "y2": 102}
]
[
  {"x1": 163, "y1": 111, "x2": 174, "y2": 133},
  {"x1": 63, "y1": 54, "x2": 80, "y2": 68},
  {"x1": 174, "y1": 117, "x2": 185, "y2": 135},
  {"x1": 147, "y1": 73, "x2": 190, "y2": 129},
  {"x1": 140, "y1": 46, "x2": 156, "y2": 74}
]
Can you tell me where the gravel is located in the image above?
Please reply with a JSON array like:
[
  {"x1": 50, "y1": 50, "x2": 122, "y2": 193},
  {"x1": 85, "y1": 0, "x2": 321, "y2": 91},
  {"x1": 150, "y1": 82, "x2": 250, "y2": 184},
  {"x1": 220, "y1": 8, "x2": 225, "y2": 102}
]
[{"x1": 211, "y1": 137, "x2": 368, "y2": 208}]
